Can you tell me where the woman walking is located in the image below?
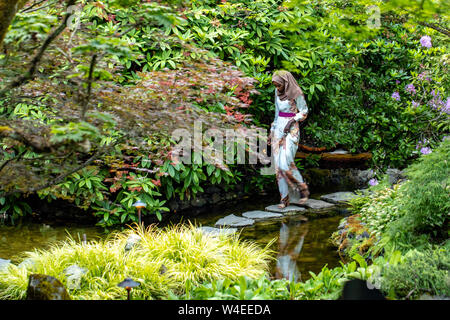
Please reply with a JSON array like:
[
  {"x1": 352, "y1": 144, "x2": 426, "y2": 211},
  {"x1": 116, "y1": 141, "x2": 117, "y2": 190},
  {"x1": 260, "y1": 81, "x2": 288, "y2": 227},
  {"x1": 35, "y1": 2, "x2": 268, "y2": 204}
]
[{"x1": 269, "y1": 70, "x2": 310, "y2": 208}]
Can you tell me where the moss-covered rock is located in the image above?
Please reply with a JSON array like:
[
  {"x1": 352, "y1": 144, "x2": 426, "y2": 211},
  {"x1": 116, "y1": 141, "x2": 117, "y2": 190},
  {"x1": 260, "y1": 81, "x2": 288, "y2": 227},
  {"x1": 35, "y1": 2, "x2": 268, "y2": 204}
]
[{"x1": 26, "y1": 274, "x2": 71, "y2": 300}]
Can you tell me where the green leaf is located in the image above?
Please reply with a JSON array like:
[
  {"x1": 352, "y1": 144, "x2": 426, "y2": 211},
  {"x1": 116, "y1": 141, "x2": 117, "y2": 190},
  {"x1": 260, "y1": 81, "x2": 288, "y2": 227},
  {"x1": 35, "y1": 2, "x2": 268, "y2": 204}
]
[
  {"x1": 352, "y1": 254, "x2": 367, "y2": 268},
  {"x1": 168, "y1": 165, "x2": 175, "y2": 177}
]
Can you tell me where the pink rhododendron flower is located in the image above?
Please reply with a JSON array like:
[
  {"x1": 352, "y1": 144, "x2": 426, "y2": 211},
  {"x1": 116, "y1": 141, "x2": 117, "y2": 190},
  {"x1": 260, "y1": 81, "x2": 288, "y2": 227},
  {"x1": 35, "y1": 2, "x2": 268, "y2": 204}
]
[
  {"x1": 420, "y1": 35, "x2": 432, "y2": 48},
  {"x1": 391, "y1": 92, "x2": 400, "y2": 101}
]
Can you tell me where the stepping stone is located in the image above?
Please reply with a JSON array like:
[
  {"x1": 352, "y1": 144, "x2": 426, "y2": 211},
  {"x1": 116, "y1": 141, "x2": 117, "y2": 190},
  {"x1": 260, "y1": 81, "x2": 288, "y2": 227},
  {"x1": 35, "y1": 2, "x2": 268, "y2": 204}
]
[
  {"x1": 320, "y1": 191, "x2": 359, "y2": 204},
  {"x1": 301, "y1": 198, "x2": 335, "y2": 210},
  {"x1": 265, "y1": 205, "x2": 306, "y2": 215},
  {"x1": 198, "y1": 226, "x2": 237, "y2": 236},
  {"x1": 215, "y1": 214, "x2": 254, "y2": 228},
  {"x1": 242, "y1": 210, "x2": 283, "y2": 220}
]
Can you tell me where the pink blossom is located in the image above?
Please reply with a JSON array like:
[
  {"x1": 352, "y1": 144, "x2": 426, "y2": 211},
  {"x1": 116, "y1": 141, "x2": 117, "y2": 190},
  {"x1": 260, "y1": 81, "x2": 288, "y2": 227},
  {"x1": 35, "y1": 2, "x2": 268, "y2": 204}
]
[
  {"x1": 405, "y1": 84, "x2": 416, "y2": 95},
  {"x1": 420, "y1": 35, "x2": 432, "y2": 48},
  {"x1": 420, "y1": 147, "x2": 432, "y2": 155},
  {"x1": 391, "y1": 92, "x2": 400, "y2": 101}
]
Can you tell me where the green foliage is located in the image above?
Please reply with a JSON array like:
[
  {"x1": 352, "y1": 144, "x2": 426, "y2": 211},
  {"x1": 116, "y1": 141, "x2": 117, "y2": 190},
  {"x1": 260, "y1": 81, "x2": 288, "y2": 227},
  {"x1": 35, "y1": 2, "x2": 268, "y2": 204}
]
[
  {"x1": 338, "y1": 139, "x2": 450, "y2": 299},
  {"x1": 170, "y1": 275, "x2": 292, "y2": 300},
  {"x1": 3, "y1": 11, "x2": 57, "y2": 48},
  {"x1": 348, "y1": 140, "x2": 449, "y2": 250},
  {"x1": 172, "y1": 253, "x2": 384, "y2": 300},
  {"x1": 386, "y1": 138, "x2": 450, "y2": 247},
  {"x1": 356, "y1": 183, "x2": 405, "y2": 239},
  {"x1": 380, "y1": 246, "x2": 450, "y2": 299},
  {"x1": 0, "y1": 194, "x2": 32, "y2": 224}
]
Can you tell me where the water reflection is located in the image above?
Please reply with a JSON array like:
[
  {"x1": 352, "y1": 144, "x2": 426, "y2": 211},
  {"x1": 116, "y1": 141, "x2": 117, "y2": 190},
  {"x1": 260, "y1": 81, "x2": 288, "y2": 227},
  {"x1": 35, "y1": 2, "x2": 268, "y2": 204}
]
[
  {"x1": 238, "y1": 213, "x2": 343, "y2": 281},
  {"x1": 0, "y1": 223, "x2": 104, "y2": 263},
  {"x1": 275, "y1": 221, "x2": 309, "y2": 282}
]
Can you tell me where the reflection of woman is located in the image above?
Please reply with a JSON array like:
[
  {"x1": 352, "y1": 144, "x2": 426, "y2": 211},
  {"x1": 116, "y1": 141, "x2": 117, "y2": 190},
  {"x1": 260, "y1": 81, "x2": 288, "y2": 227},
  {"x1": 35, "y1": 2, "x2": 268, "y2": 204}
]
[
  {"x1": 275, "y1": 221, "x2": 309, "y2": 282},
  {"x1": 269, "y1": 70, "x2": 310, "y2": 208}
]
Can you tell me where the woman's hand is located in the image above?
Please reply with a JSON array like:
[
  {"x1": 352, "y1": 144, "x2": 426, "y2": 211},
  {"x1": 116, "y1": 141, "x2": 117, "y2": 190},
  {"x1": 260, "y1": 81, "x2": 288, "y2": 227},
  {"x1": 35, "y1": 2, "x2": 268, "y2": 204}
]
[
  {"x1": 283, "y1": 119, "x2": 295, "y2": 135},
  {"x1": 297, "y1": 114, "x2": 307, "y2": 122}
]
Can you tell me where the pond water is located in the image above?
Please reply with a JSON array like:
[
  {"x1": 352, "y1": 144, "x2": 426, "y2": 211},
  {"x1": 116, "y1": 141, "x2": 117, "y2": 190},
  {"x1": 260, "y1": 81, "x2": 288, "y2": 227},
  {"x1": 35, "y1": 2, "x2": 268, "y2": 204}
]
[{"x1": 0, "y1": 192, "x2": 348, "y2": 282}]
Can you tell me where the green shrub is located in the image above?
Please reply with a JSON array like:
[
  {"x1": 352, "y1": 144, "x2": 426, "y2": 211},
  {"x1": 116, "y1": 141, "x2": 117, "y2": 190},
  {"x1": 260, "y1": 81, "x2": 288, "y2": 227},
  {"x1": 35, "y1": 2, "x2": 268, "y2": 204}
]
[
  {"x1": 354, "y1": 184, "x2": 405, "y2": 239},
  {"x1": 171, "y1": 254, "x2": 384, "y2": 300},
  {"x1": 386, "y1": 138, "x2": 450, "y2": 247},
  {"x1": 380, "y1": 246, "x2": 450, "y2": 299},
  {"x1": 170, "y1": 275, "x2": 294, "y2": 300}
]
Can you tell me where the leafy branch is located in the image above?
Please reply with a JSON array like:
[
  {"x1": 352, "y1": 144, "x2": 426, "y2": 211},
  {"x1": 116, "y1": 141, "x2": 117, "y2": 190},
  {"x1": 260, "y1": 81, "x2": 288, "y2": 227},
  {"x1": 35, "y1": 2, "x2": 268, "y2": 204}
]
[{"x1": 0, "y1": 0, "x2": 77, "y2": 98}]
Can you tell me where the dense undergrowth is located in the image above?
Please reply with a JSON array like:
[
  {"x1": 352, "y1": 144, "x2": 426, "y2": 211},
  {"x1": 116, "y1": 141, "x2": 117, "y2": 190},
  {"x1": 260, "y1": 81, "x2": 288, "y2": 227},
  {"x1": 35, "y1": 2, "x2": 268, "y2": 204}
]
[{"x1": 330, "y1": 138, "x2": 450, "y2": 299}]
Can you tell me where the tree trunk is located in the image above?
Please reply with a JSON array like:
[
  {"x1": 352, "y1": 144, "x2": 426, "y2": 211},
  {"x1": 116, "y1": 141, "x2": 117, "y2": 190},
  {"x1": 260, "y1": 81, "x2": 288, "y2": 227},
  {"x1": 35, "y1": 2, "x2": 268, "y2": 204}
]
[{"x1": 0, "y1": 0, "x2": 27, "y2": 47}]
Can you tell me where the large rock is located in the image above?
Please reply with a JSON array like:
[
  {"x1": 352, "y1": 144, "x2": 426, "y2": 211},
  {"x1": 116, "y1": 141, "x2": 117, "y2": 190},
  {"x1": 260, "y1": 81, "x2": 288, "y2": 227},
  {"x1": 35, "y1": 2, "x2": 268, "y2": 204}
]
[
  {"x1": 64, "y1": 264, "x2": 88, "y2": 290},
  {"x1": 215, "y1": 214, "x2": 254, "y2": 228},
  {"x1": 198, "y1": 226, "x2": 237, "y2": 236},
  {"x1": 26, "y1": 274, "x2": 71, "y2": 300},
  {"x1": 265, "y1": 205, "x2": 306, "y2": 215},
  {"x1": 320, "y1": 191, "x2": 359, "y2": 204},
  {"x1": 0, "y1": 258, "x2": 11, "y2": 271},
  {"x1": 241, "y1": 210, "x2": 283, "y2": 220},
  {"x1": 301, "y1": 198, "x2": 335, "y2": 210}
]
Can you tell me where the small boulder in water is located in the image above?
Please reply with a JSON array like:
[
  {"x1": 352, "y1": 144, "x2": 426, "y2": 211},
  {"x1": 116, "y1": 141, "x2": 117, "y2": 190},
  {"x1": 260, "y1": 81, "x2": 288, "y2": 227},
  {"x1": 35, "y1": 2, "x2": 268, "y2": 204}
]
[{"x1": 26, "y1": 274, "x2": 71, "y2": 300}]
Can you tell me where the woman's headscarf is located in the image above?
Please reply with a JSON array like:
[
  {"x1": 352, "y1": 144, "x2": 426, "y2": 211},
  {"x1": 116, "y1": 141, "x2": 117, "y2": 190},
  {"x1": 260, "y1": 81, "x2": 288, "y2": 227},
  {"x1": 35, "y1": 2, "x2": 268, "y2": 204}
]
[{"x1": 272, "y1": 70, "x2": 303, "y2": 101}]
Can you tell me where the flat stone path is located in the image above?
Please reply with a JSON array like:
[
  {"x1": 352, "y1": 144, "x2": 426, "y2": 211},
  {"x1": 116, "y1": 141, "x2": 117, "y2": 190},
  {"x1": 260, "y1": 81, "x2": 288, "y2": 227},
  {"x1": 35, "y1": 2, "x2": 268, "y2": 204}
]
[
  {"x1": 265, "y1": 205, "x2": 306, "y2": 215},
  {"x1": 215, "y1": 214, "x2": 255, "y2": 228},
  {"x1": 198, "y1": 226, "x2": 237, "y2": 236},
  {"x1": 300, "y1": 198, "x2": 335, "y2": 209},
  {"x1": 206, "y1": 191, "x2": 361, "y2": 229},
  {"x1": 242, "y1": 210, "x2": 283, "y2": 220}
]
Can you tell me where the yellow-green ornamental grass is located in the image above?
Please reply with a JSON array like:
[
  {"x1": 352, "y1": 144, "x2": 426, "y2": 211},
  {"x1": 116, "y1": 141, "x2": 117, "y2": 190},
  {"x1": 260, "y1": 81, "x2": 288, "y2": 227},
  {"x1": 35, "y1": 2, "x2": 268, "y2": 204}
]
[{"x1": 0, "y1": 223, "x2": 275, "y2": 300}]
